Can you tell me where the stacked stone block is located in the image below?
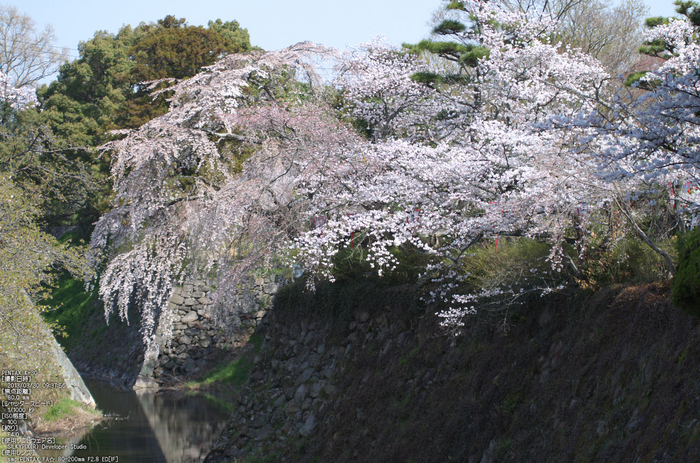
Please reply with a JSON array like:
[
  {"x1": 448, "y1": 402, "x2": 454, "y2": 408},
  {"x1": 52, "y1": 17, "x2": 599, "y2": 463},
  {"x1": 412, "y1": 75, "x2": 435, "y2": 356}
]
[{"x1": 145, "y1": 275, "x2": 285, "y2": 385}]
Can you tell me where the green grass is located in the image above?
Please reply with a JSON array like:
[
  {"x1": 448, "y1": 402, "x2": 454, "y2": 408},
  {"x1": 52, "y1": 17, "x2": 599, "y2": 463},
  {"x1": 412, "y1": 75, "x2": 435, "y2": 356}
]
[
  {"x1": 42, "y1": 398, "x2": 85, "y2": 422},
  {"x1": 189, "y1": 333, "x2": 264, "y2": 387},
  {"x1": 201, "y1": 357, "x2": 253, "y2": 386},
  {"x1": 40, "y1": 272, "x2": 99, "y2": 350}
]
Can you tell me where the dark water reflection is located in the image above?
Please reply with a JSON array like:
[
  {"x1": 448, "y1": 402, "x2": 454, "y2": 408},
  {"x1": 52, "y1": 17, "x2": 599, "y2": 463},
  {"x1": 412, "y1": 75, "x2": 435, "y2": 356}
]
[{"x1": 37, "y1": 380, "x2": 230, "y2": 463}]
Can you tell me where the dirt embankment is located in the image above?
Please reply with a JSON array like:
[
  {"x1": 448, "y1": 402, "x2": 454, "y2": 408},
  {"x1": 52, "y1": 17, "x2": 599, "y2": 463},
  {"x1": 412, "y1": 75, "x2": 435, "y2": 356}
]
[
  {"x1": 206, "y1": 280, "x2": 700, "y2": 462},
  {"x1": 32, "y1": 405, "x2": 101, "y2": 438}
]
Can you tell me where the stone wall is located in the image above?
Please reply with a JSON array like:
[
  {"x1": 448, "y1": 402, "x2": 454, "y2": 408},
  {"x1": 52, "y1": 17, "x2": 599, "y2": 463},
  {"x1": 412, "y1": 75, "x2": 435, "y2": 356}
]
[
  {"x1": 204, "y1": 289, "x2": 411, "y2": 462},
  {"x1": 135, "y1": 274, "x2": 286, "y2": 388},
  {"x1": 205, "y1": 314, "x2": 343, "y2": 460},
  {"x1": 205, "y1": 281, "x2": 700, "y2": 463}
]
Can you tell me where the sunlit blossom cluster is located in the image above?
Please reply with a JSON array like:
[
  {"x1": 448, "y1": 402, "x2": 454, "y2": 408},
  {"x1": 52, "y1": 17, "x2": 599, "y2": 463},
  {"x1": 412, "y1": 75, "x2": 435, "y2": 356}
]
[
  {"x1": 292, "y1": 1, "x2": 623, "y2": 327},
  {"x1": 0, "y1": 71, "x2": 38, "y2": 110},
  {"x1": 92, "y1": 2, "x2": 700, "y2": 344},
  {"x1": 91, "y1": 43, "x2": 364, "y2": 356}
]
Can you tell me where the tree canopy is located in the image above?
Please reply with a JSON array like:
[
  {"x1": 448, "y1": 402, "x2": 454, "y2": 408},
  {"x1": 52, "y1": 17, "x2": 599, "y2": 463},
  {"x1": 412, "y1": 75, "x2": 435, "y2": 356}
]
[
  {"x1": 0, "y1": 75, "x2": 91, "y2": 360},
  {"x1": 5, "y1": 0, "x2": 699, "y2": 351},
  {"x1": 83, "y1": 0, "x2": 700, "y2": 347},
  {"x1": 39, "y1": 15, "x2": 252, "y2": 139}
]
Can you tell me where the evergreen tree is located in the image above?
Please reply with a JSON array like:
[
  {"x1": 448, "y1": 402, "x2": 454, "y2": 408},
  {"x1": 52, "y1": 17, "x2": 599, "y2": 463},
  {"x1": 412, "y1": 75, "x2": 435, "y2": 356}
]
[
  {"x1": 36, "y1": 16, "x2": 252, "y2": 228},
  {"x1": 39, "y1": 15, "x2": 252, "y2": 135}
]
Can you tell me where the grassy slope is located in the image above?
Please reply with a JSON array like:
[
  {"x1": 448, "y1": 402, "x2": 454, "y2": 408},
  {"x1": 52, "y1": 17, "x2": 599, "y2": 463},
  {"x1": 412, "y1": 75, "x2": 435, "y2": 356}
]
[
  {"x1": 41, "y1": 272, "x2": 100, "y2": 351},
  {"x1": 40, "y1": 272, "x2": 146, "y2": 383}
]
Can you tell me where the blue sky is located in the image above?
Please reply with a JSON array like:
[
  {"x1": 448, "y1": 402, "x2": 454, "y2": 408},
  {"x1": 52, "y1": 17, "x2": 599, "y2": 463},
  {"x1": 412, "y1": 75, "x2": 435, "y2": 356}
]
[
  {"x1": 15, "y1": 0, "x2": 682, "y2": 77},
  {"x1": 18, "y1": 0, "x2": 441, "y2": 62}
]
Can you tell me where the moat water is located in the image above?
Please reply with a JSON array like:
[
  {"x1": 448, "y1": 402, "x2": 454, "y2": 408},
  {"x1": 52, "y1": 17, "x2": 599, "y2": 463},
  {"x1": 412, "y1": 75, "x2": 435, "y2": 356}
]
[{"x1": 36, "y1": 379, "x2": 231, "y2": 463}]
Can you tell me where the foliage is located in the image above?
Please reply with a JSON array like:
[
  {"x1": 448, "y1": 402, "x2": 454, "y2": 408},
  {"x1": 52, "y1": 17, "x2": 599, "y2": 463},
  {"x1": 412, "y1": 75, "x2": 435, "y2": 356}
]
[
  {"x1": 39, "y1": 15, "x2": 252, "y2": 135},
  {"x1": 89, "y1": 42, "x2": 345, "y2": 358},
  {"x1": 0, "y1": 8, "x2": 97, "y2": 230},
  {"x1": 123, "y1": 15, "x2": 251, "y2": 127},
  {"x1": 0, "y1": 167, "x2": 88, "y2": 332},
  {"x1": 580, "y1": 233, "x2": 676, "y2": 288},
  {"x1": 35, "y1": 15, "x2": 252, "y2": 230},
  {"x1": 0, "y1": 101, "x2": 97, "y2": 227},
  {"x1": 87, "y1": 0, "x2": 700, "y2": 341},
  {"x1": 0, "y1": 80, "x2": 90, "y2": 384},
  {"x1": 459, "y1": 238, "x2": 563, "y2": 293},
  {"x1": 37, "y1": 28, "x2": 135, "y2": 147},
  {"x1": 41, "y1": 273, "x2": 99, "y2": 350},
  {"x1": 130, "y1": 16, "x2": 250, "y2": 81},
  {"x1": 293, "y1": 0, "x2": 628, "y2": 327},
  {"x1": 0, "y1": 11, "x2": 81, "y2": 402},
  {"x1": 673, "y1": 227, "x2": 700, "y2": 317},
  {"x1": 434, "y1": 238, "x2": 570, "y2": 330},
  {"x1": 334, "y1": 37, "x2": 437, "y2": 142},
  {"x1": 574, "y1": 4, "x2": 700, "y2": 222},
  {"x1": 329, "y1": 241, "x2": 434, "y2": 285},
  {"x1": 414, "y1": 0, "x2": 647, "y2": 77},
  {"x1": 543, "y1": 2, "x2": 700, "y2": 288}
]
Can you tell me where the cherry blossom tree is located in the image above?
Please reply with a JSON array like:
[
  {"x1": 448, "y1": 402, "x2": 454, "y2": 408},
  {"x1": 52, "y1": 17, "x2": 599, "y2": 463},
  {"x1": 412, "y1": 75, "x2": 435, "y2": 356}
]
[
  {"x1": 552, "y1": 9, "x2": 700, "y2": 275},
  {"x1": 292, "y1": 0, "x2": 633, "y2": 328},
  {"x1": 93, "y1": 0, "x2": 685, "y2": 343},
  {"x1": 583, "y1": 14, "x2": 700, "y2": 219},
  {"x1": 0, "y1": 71, "x2": 37, "y2": 110},
  {"x1": 334, "y1": 37, "x2": 439, "y2": 142},
  {"x1": 90, "y1": 43, "x2": 367, "y2": 358}
]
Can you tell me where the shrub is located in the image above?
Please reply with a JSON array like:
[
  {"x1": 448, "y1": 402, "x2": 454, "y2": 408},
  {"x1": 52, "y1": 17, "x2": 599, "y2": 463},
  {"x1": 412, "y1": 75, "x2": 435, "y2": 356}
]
[
  {"x1": 330, "y1": 239, "x2": 433, "y2": 284},
  {"x1": 458, "y1": 237, "x2": 568, "y2": 301},
  {"x1": 673, "y1": 227, "x2": 700, "y2": 317}
]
